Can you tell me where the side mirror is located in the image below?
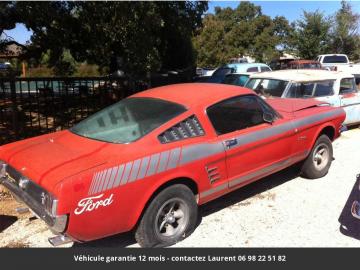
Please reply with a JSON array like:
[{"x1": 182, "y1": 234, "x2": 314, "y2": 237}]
[{"x1": 263, "y1": 112, "x2": 274, "y2": 124}]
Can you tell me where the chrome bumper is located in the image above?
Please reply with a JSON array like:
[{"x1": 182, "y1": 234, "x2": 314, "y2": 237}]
[
  {"x1": 351, "y1": 201, "x2": 360, "y2": 220},
  {"x1": 0, "y1": 175, "x2": 68, "y2": 233}
]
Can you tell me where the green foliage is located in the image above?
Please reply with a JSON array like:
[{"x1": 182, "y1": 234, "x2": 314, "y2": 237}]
[
  {"x1": 330, "y1": 0, "x2": 360, "y2": 59},
  {"x1": 6, "y1": 1, "x2": 207, "y2": 77},
  {"x1": 193, "y1": 2, "x2": 292, "y2": 67},
  {"x1": 0, "y1": 1, "x2": 17, "y2": 51},
  {"x1": 291, "y1": 10, "x2": 332, "y2": 59}
]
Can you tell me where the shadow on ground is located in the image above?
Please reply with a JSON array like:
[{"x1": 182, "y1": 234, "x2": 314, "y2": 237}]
[
  {"x1": 0, "y1": 215, "x2": 18, "y2": 233},
  {"x1": 73, "y1": 166, "x2": 300, "y2": 248},
  {"x1": 338, "y1": 174, "x2": 360, "y2": 240}
]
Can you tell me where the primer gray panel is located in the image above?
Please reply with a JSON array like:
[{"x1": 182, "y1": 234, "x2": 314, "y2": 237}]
[
  {"x1": 146, "y1": 153, "x2": 160, "y2": 177},
  {"x1": 137, "y1": 156, "x2": 150, "y2": 180},
  {"x1": 106, "y1": 166, "x2": 119, "y2": 190},
  {"x1": 128, "y1": 159, "x2": 141, "y2": 182},
  {"x1": 157, "y1": 151, "x2": 170, "y2": 173},
  {"x1": 113, "y1": 164, "x2": 125, "y2": 188},
  {"x1": 180, "y1": 142, "x2": 224, "y2": 165},
  {"x1": 120, "y1": 162, "x2": 133, "y2": 185},
  {"x1": 166, "y1": 148, "x2": 181, "y2": 170}
]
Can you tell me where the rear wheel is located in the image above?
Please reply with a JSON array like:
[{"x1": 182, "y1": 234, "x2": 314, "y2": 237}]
[
  {"x1": 300, "y1": 135, "x2": 333, "y2": 179},
  {"x1": 135, "y1": 184, "x2": 198, "y2": 247}
]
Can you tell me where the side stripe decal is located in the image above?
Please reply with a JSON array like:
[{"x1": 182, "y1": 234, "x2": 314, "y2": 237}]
[
  {"x1": 200, "y1": 150, "x2": 310, "y2": 198},
  {"x1": 88, "y1": 108, "x2": 344, "y2": 195}
]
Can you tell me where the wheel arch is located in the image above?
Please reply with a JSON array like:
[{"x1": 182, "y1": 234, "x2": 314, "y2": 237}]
[
  {"x1": 317, "y1": 125, "x2": 336, "y2": 141},
  {"x1": 309, "y1": 123, "x2": 336, "y2": 151},
  {"x1": 130, "y1": 177, "x2": 199, "y2": 230}
]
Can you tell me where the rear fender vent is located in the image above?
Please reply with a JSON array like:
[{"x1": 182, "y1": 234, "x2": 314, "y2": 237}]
[
  {"x1": 158, "y1": 115, "x2": 205, "y2": 143},
  {"x1": 205, "y1": 166, "x2": 220, "y2": 184}
]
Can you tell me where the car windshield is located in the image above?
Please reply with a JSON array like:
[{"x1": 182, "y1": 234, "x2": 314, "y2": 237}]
[
  {"x1": 212, "y1": 67, "x2": 234, "y2": 77},
  {"x1": 223, "y1": 74, "x2": 250, "y2": 86},
  {"x1": 245, "y1": 78, "x2": 289, "y2": 97},
  {"x1": 323, "y1": 55, "x2": 348, "y2": 63},
  {"x1": 71, "y1": 97, "x2": 186, "y2": 143}
]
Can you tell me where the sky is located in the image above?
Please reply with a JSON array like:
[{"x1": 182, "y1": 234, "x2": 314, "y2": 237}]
[{"x1": 4, "y1": 1, "x2": 360, "y2": 44}]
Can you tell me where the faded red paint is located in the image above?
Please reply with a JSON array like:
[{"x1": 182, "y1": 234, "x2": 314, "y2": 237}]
[{"x1": 0, "y1": 83, "x2": 346, "y2": 242}]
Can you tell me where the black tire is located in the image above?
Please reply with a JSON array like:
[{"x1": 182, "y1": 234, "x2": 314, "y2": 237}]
[
  {"x1": 300, "y1": 134, "x2": 333, "y2": 179},
  {"x1": 135, "y1": 184, "x2": 198, "y2": 247}
]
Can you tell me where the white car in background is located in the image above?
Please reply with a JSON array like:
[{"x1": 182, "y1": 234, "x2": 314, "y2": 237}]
[
  {"x1": 245, "y1": 69, "x2": 360, "y2": 126},
  {"x1": 316, "y1": 54, "x2": 360, "y2": 82}
]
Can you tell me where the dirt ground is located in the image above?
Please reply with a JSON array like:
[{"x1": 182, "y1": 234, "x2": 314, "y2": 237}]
[{"x1": 1, "y1": 128, "x2": 360, "y2": 248}]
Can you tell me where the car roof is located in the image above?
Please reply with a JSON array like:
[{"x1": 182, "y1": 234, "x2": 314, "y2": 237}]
[
  {"x1": 131, "y1": 83, "x2": 254, "y2": 108},
  {"x1": 221, "y1": 63, "x2": 270, "y2": 73},
  {"x1": 249, "y1": 69, "x2": 354, "y2": 82},
  {"x1": 226, "y1": 72, "x2": 253, "y2": 76},
  {"x1": 318, "y1": 54, "x2": 347, "y2": 57}
]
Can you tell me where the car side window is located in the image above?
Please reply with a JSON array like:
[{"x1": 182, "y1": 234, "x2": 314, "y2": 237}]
[
  {"x1": 247, "y1": 67, "x2": 259, "y2": 72},
  {"x1": 286, "y1": 81, "x2": 334, "y2": 98},
  {"x1": 207, "y1": 95, "x2": 265, "y2": 135},
  {"x1": 340, "y1": 78, "x2": 357, "y2": 94},
  {"x1": 313, "y1": 81, "x2": 334, "y2": 97},
  {"x1": 260, "y1": 66, "x2": 271, "y2": 72}
]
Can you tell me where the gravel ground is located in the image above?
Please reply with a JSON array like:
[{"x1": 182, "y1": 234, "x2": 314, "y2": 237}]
[{"x1": 1, "y1": 128, "x2": 360, "y2": 248}]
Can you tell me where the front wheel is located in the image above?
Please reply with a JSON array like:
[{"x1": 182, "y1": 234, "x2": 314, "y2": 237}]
[
  {"x1": 300, "y1": 135, "x2": 333, "y2": 179},
  {"x1": 135, "y1": 184, "x2": 198, "y2": 247}
]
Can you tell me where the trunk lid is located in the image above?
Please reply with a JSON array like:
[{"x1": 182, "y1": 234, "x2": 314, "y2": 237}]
[{"x1": 2, "y1": 130, "x2": 109, "y2": 189}]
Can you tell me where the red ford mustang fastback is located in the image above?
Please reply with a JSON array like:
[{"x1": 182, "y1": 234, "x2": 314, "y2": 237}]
[{"x1": 0, "y1": 83, "x2": 345, "y2": 247}]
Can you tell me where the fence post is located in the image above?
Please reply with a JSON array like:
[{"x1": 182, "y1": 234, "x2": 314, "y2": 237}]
[{"x1": 10, "y1": 76, "x2": 18, "y2": 140}]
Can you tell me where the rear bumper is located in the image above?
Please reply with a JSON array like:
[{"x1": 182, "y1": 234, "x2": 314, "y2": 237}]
[{"x1": 0, "y1": 175, "x2": 68, "y2": 233}]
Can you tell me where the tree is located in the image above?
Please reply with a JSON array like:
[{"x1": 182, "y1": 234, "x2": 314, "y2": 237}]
[
  {"x1": 0, "y1": 2, "x2": 18, "y2": 51},
  {"x1": 291, "y1": 10, "x2": 331, "y2": 59},
  {"x1": 193, "y1": 2, "x2": 292, "y2": 67},
  {"x1": 330, "y1": 0, "x2": 360, "y2": 59},
  {"x1": 4, "y1": 1, "x2": 208, "y2": 76}
]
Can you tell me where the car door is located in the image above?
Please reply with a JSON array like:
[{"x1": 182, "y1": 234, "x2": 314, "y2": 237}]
[
  {"x1": 206, "y1": 95, "x2": 295, "y2": 189},
  {"x1": 338, "y1": 77, "x2": 360, "y2": 125}
]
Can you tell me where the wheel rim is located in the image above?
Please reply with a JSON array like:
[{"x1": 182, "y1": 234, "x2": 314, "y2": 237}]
[
  {"x1": 312, "y1": 143, "x2": 330, "y2": 171},
  {"x1": 154, "y1": 198, "x2": 189, "y2": 240}
]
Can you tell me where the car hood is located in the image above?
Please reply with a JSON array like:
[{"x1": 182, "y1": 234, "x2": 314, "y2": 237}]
[
  {"x1": 0, "y1": 130, "x2": 109, "y2": 191},
  {"x1": 267, "y1": 98, "x2": 329, "y2": 114}
]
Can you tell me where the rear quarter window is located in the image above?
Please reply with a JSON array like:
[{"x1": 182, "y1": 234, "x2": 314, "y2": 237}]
[
  {"x1": 247, "y1": 67, "x2": 259, "y2": 72},
  {"x1": 260, "y1": 66, "x2": 271, "y2": 72},
  {"x1": 340, "y1": 78, "x2": 357, "y2": 94}
]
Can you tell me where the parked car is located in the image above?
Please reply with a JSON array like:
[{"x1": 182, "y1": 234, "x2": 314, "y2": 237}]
[
  {"x1": 202, "y1": 63, "x2": 271, "y2": 83},
  {"x1": 269, "y1": 58, "x2": 296, "y2": 70},
  {"x1": 0, "y1": 83, "x2": 345, "y2": 247},
  {"x1": 229, "y1": 57, "x2": 248, "y2": 64},
  {"x1": 196, "y1": 67, "x2": 216, "y2": 77},
  {"x1": 287, "y1": 60, "x2": 322, "y2": 70},
  {"x1": 316, "y1": 54, "x2": 360, "y2": 82},
  {"x1": 222, "y1": 72, "x2": 252, "y2": 87},
  {"x1": 245, "y1": 69, "x2": 360, "y2": 126}
]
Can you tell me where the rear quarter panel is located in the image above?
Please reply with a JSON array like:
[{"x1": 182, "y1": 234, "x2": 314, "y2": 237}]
[{"x1": 291, "y1": 106, "x2": 345, "y2": 155}]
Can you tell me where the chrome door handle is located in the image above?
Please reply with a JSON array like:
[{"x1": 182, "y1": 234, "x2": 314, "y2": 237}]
[{"x1": 225, "y1": 138, "x2": 238, "y2": 149}]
